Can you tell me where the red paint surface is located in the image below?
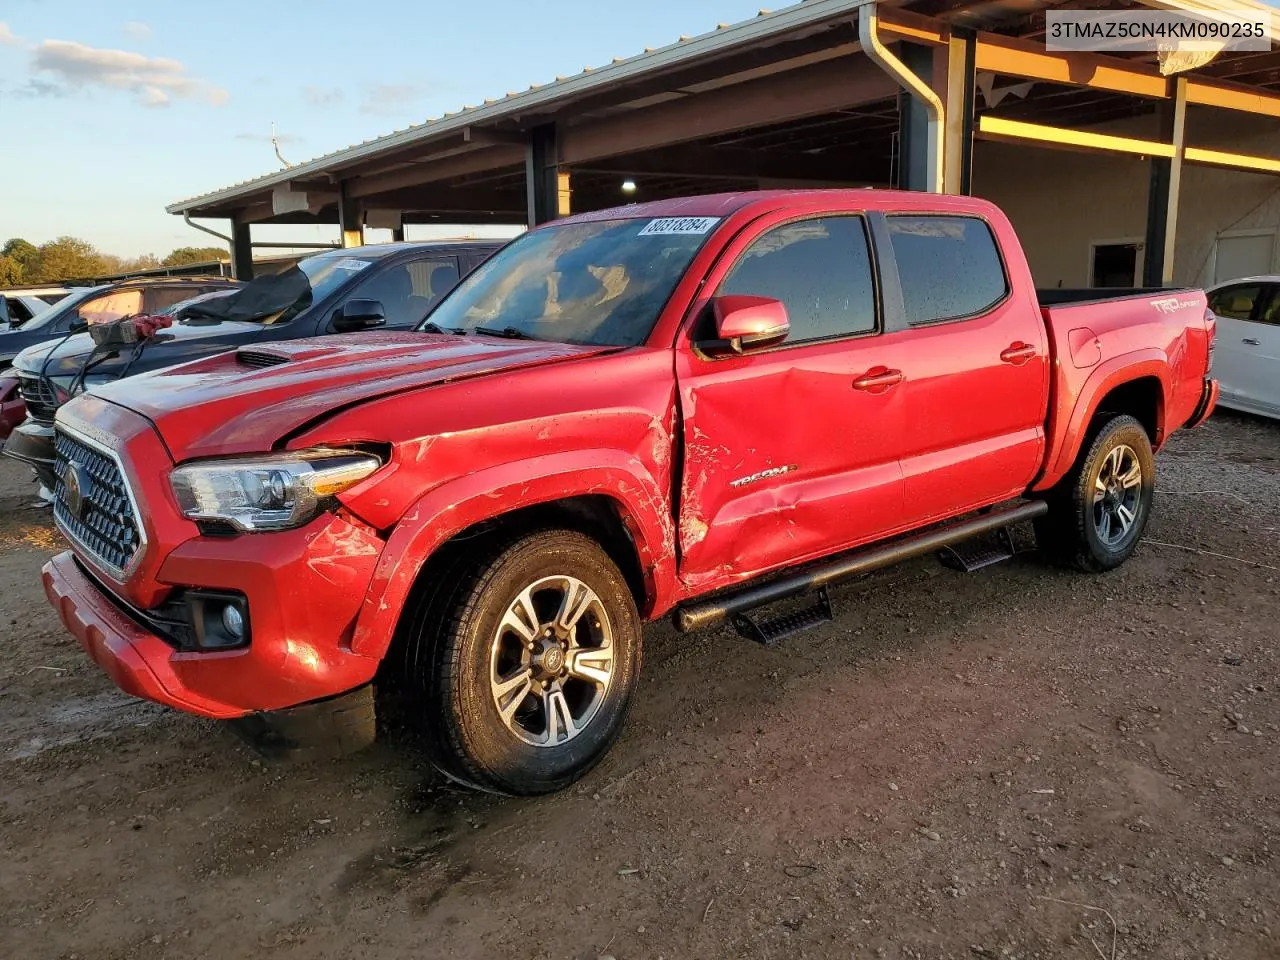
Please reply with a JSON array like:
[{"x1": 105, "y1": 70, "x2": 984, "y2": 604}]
[
  {"x1": 45, "y1": 190, "x2": 1216, "y2": 718},
  {"x1": 0, "y1": 376, "x2": 23, "y2": 441}
]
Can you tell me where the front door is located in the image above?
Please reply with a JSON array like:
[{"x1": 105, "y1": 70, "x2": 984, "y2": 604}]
[{"x1": 675, "y1": 212, "x2": 908, "y2": 593}]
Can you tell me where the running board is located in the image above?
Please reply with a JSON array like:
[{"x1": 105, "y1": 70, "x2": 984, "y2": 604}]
[
  {"x1": 674, "y1": 501, "x2": 1048, "y2": 634},
  {"x1": 732, "y1": 586, "x2": 834, "y2": 647}
]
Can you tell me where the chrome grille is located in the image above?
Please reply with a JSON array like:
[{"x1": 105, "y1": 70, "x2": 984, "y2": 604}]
[
  {"x1": 52, "y1": 430, "x2": 143, "y2": 576},
  {"x1": 17, "y1": 374, "x2": 59, "y2": 421}
]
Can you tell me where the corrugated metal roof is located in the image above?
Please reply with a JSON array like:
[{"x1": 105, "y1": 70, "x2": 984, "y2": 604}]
[
  {"x1": 169, "y1": 0, "x2": 1280, "y2": 216},
  {"x1": 167, "y1": 0, "x2": 875, "y2": 214}
]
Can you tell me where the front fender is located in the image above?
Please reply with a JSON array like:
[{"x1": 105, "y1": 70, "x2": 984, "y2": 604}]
[
  {"x1": 349, "y1": 450, "x2": 677, "y2": 659},
  {"x1": 1034, "y1": 351, "x2": 1170, "y2": 492}
]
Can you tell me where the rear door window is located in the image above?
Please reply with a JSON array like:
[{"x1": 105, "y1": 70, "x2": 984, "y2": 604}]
[
  {"x1": 887, "y1": 216, "x2": 1008, "y2": 325},
  {"x1": 717, "y1": 216, "x2": 878, "y2": 343},
  {"x1": 77, "y1": 289, "x2": 144, "y2": 325}
]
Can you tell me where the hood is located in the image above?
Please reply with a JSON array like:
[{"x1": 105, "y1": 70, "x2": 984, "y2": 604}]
[
  {"x1": 12, "y1": 319, "x2": 267, "y2": 382},
  {"x1": 89, "y1": 331, "x2": 614, "y2": 460}
]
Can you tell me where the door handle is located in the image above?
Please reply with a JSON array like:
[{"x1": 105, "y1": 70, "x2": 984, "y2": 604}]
[
  {"x1": 1000, "y1": 342, "x2": 1038, "y2": 365},
  {"x1": 1243, "y1": 338, "x2": 1261, "y2": 346},
  {"x1": 852, "y1": 367, "x2": 904, "y2": 391}
]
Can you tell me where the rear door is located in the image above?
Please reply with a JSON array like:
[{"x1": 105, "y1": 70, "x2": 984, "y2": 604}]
[
  {"x1": 883, "y1": 214, "x2": 1049, "y2": 523},
  {"x1": 675, "y1": 209, "x2": 909, "y2": 590}
]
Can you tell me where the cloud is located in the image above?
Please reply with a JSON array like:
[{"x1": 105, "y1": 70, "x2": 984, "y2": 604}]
[
  {"x1": 360, "y1": 83, "x2": 420, "y2": 114},
  {"x1": 124, "y1": 22, "x2": 152, "y2": 41},
  {"x1": 0, "y1": 21, "x2": 22, "y2": 45},
  {"x1": 304, "y1": 85, "x2": 343, "y2": 106},
  {"x1": 13, "y1": 78, "x2": 71, "y2": 98},
  {"x1": 31, "y1": 39, "x2": 228, "y2": 107}
]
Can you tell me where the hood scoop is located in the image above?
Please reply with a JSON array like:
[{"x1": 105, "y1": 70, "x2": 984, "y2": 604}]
[{"x1": 236, "y1": 349, "x2": 289, "y2": 369}]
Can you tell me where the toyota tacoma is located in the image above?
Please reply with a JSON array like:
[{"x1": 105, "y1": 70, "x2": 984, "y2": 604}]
[{"x1": 41, "y1": 190, "x2": 1218, "y2": 795}]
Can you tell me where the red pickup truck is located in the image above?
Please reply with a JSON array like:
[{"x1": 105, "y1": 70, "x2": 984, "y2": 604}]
[{"x1": 42, "y1": 190, "x2": 1217, "y2": 795}]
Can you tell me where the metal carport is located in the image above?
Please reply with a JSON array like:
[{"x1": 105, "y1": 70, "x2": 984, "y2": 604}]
[{"x1": 168, "y1": 0, "x2": 1280, "y2": 287}]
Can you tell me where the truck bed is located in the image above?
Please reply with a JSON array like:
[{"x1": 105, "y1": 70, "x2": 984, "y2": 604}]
[
  {"x1": 1036, "y1": 287, "x2": 1195, "y2": 306},
  {"x1": 1034, "y1": 286, "x2": 1212, "y2": 492}
]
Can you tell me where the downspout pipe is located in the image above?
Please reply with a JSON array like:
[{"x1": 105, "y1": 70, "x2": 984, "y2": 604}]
[
  {"x1": 182, "y1": 210, "x2": 233, "y2": 244},
  {"x1": 859, "y1": 3, "x2": 945, "y2": 193}
]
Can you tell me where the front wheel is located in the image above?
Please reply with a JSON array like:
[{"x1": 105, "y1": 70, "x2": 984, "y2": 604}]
[
  {"x1": 1035, "y1": 414, "x2": 1155, "y2": 572},
  {"x1": 412, "y1": 530, "x2": 642, "y2": 795}
]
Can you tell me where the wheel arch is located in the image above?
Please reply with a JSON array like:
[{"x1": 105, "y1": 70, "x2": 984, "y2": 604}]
[
  {"x1": 1034, "y1": 356, "x2": 1170, "y2": 492},
  {"x1": 351, "y1": 457, "x2": 676, "y2": 662}
]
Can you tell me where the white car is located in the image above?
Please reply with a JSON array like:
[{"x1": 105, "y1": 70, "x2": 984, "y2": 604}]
[
  {"x1": 1, "y1": 287, "x2": 76, "y2": 328},
  {"x1": 1206, "y1": 276, "x2": 1280, "y2": 420}
]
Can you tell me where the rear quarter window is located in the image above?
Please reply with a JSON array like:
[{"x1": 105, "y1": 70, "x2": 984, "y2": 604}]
[{"x1": 887, "y1": 216, "x2": 1008, "y2": 325}]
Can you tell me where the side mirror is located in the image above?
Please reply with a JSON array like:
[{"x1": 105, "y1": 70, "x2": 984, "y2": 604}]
[
  {"x1": 69, "y1": 318, "x2": 90, "y2": 334},
  {"x1": 704, "y1": 295, "x2": 790, "y2": 355},
  {"x1": 332, "y1": 298, "x2": 387, "y2": 333}
]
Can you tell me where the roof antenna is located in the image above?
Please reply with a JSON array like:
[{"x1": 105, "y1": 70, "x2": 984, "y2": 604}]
[{"x1": 272, "y1": 121, "x2": 293, "y2": 169}]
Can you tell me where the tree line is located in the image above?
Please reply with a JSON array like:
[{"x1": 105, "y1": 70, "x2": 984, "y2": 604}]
[{"x1": 0, "y1": 237, "x2": 230, "y2": 286}]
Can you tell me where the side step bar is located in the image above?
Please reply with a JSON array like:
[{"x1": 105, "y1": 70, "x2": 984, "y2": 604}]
[{"x1": 674, "y1": 500, "x2": 1048, "y2": 634}]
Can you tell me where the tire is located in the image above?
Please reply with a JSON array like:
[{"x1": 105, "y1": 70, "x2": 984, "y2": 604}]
[
  {"x1": 410, "y1": 530, "x2": 642, "y2": 795},
  {"x1": 1034, "y1": 414, "x2": 1155, "y2": 573}
]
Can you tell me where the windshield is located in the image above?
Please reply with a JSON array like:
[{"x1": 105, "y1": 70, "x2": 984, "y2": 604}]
[
  {"x1": 185, "y1": 252, "x2": 377, "y2": 324},
  {"x1": 421, "y1": 216, "x2": 718, "y2": 346}
]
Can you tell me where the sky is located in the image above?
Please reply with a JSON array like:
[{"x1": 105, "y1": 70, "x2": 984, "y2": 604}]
[{"x1": 0, "y1": 0, "x2": 774, "y2": 257}]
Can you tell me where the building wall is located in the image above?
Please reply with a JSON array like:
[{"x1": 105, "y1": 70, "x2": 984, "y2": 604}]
[{"x1": 972, "y1": 108, "x2": 1280, "y2": 289}]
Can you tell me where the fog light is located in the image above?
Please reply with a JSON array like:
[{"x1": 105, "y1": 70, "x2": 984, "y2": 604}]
[{"x1": 221, "y1": 603, "x2": 246, "y2": 641}]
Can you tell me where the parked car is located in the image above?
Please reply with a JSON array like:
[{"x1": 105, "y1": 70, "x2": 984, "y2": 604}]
[
  {"x1": 1, "y1": 286, "x2": 77, "y2": 329},
  {"x1": 0, "y1": 371, "x2": 22, "y2": 441},
  {"x1": 5, "y1": 242, "x2": 502, "y2": 490},
  {"x1": 1206, "y1": 276, "x2": 1280, "y2": 419},
  {"x1": 0, "y1": 276, "x2": 238, "y2": 367},
  {"x1": 40, "y1": 190, "x2": 1217, "y2": 795}
]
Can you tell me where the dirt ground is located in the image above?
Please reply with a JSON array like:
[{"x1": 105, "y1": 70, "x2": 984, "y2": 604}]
[{"x1": 1, "y1": 412, "x2": 1278, "y2": 960}]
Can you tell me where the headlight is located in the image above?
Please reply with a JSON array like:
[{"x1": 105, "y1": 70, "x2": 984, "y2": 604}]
[{"x1": 169, "y1": 448, "x2": 382, "y2": 532}]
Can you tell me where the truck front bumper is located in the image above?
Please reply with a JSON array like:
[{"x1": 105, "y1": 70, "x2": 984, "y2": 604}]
[
  {"x1": 43, "y1": 512, "x2": 386, "y2": 720},
  {"x1": 2, "y1": 415, "x2": 58, "y2": 490}
]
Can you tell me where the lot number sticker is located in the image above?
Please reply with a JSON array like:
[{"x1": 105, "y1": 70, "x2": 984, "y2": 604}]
[
  {"x1": 638, "y1": 217, "x2": 721, "y2": 236},
  {"x1": 334, "y1": 258, "x2": 373, "y2": 272}
]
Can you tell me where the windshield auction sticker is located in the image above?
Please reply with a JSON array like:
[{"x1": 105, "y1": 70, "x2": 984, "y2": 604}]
[
  {"x1": 638, "y1": 217, "x2": 721, "y2": 236},
  {"x1": 334, "y1": 258, "x2": 374, "y2": 272}
]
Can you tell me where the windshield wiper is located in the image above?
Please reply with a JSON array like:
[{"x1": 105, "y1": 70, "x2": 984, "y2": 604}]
[
  {"x1": 421, "y1": 322, "x2": 467, "y2": 335},
  {"x1": 474, "y1": 326, "x2": 541, "y2": 341}
]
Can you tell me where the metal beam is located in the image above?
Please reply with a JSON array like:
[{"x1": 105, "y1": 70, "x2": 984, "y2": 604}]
[
  {"x1": 526, "y1": 124, "x2": 570, "y2": 225},
  {"x1": 338, "y1": 182, "x2": 363, "y2": 248},
  {"x1": 559, "y1": 55, "x2": 898, "y2": 165},
  {"x1": 346, "y1": 146, "x2": 525, "y2": 200},
  {"x1": 897, "y1": 42, "x2": 935, "y2": 191},
  {"x1": 230, "y1": 217, "x2": 253, "y2": 281},
  {"x1": 1186, "y1": 78, "x2": 1280, "y2": 119},
  {"x1": 1184, "y1": 146, "x2": 1280, "y2": 175},
  {"x1": 943, "y1": 29, "x2": 977, "y2": 195},
  {"x1": 974, "y1": 32, "x2": 1169, "y2": 99},
  {"x1": 976, "y1": 116, "x2": 1176, "y2": 159},
  {"x1": 582, "y1": 143, "x2": 889, "y2": 183},
  {"x1": 1143, "y1": 78, "x2": 1187, "y2": 287}
]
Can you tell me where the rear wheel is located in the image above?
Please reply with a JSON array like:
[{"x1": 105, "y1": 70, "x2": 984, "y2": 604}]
[
  {"x1": 409, "y1": 530, "x2": 642, "y2": 795},
  {"x1": 1035, "y1": 414, "x2": 1155, "y2": 572}
]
